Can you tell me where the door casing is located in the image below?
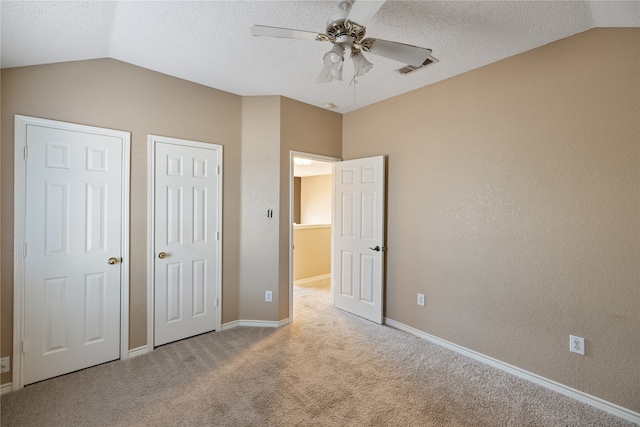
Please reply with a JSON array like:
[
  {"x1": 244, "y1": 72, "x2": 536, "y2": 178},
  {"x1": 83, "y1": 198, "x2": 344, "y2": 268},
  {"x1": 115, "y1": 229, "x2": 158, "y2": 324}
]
[
  {"x1": 147, "y1": 135, "x2": 223, "y2": 350},
  {"x1": 288, "y1": 151, "x2": 341, "y2": 322},
  {"x1": 13, "y1": 115, "x2": 131, "y2": 390}
]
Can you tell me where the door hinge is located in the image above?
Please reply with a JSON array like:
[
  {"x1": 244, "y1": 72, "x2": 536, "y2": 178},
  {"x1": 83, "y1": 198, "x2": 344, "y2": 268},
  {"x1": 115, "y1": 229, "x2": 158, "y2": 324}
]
[
  {"x1": 22, "y1": 340, "x2": 27, "y2": 354},
  {"x1": 216, "y1": 231, "x2": 219, "y2": 241},
  {"x1": 23, "y1": 243, "x2": 27, "y2": 257},
  {"x1": 215, "y1": 298, "x2": 219, "y2": 307},
  {"x1": 24, "y1": 146, "x2": 28, "y2": 160},
  {"x1": 217, "y1": 165, "x2": 220, "y2": 175}
]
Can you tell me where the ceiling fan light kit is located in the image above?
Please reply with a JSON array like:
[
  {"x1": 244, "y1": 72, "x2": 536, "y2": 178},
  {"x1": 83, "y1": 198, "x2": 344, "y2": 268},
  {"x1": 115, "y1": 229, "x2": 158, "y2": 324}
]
[
  {"x1": 351, "y1": 49, "x2": 373, "y2": 77},
  {"x1": 251, "y1": 0, "x2": 433, "y2": 84}
]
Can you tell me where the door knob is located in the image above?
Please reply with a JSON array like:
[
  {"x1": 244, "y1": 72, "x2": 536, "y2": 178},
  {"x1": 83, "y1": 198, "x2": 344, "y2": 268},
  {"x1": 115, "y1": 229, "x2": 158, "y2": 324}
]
[
  {"x1": 158, "y1": 252, "x2": 168, "y2": 259},
  {"x1": 369, "y1": 246, "x2": 381, "y2": 252},
  {"x1": 108, "y1": 257, "x2": 118, "y2": 265}
]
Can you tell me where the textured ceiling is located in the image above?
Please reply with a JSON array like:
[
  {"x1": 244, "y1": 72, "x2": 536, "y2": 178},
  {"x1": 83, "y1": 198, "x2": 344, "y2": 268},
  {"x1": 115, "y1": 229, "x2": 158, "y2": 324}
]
[{"x1": 2, "y1": 1, "x2": 639, "y2": 114}]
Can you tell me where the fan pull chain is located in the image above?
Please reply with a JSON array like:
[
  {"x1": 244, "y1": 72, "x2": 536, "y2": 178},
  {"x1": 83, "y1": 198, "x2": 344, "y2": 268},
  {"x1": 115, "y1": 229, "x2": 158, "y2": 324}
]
[{"x1": 350, "y1": 74, "x2": 358, "y2": 105}]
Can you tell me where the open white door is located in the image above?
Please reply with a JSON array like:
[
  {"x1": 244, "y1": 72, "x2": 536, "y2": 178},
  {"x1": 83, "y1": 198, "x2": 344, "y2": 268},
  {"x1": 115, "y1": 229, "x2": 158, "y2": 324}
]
[{"x1": 332, "y1": 156, "x2": 385, "y2": 324}]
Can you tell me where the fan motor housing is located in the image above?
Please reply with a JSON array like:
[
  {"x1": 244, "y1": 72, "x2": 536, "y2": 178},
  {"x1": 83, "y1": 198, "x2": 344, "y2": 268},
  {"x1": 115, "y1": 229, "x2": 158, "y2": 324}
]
[{"x1": 326, "y1": 12, "x2": 366, "y2": 45}]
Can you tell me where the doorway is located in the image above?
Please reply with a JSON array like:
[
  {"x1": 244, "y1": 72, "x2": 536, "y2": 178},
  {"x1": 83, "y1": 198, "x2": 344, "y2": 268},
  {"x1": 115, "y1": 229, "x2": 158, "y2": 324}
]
[{"x1": 289, "y1": 151, "x2": 339, "y2": 321}]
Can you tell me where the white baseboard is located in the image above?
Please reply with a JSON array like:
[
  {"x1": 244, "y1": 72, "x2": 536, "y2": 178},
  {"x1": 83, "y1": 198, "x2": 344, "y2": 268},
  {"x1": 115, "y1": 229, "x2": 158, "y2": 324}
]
[
  {"x1": 384, "y1": 318, "x2": 640, "y2": 425},
  {"x1": 128, "y1": 345, "x2": 150, "y2": 359},
  {"x1": 221, "y1": 320, "x2": 240, "y2": 330},
  {"x1": 237, "y1": 319, "x2": 288, "y2": 328},
  {"x1": 277, "y1": 318, "x2": 291, "y2": 327},
  {"x1": 222, "y1": 318, "x2": 290, "y2": 330},
  {"x1": 294, "y1": 273, "x2": 330, "y2": 286},
  {"x1": 1, "y1": 382, "x2": 13, "y2": 395}
]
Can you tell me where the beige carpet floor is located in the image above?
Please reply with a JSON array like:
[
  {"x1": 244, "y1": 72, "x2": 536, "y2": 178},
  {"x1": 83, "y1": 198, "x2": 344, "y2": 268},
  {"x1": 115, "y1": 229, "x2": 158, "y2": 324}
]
[{"x1": 1, "y1": 280, "x2": 634, "y2": 426}]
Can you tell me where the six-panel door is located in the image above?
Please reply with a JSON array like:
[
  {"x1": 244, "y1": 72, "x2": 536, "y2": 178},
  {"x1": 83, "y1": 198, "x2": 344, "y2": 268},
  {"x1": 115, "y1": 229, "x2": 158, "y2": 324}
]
[
  {"x1": 24, "y1": 125, "x2": 123, "y2": 385},
  {"x1": 333, "y1": 156, "x2": 385, "y2": 324},
  {"x1": 154, "y1": 142, "x2": 220, "y2": 346}
]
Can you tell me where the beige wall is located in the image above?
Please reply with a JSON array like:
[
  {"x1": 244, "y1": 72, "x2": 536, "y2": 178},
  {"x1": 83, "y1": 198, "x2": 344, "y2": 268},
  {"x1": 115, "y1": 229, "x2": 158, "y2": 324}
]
[
  {"x1": 293, "y1": 177, "x2": 301, "y2": 224},
  {"x1": 343, "y1": 28, "x2": 640, "y2": 411},
  {"x1": 239, "y1": 96, "x2": 281, "y2": 321},
  {"x1": 1, "y1": 59, "x2": 243, "y2": 383},
  {"x1": 0, "y1": 60, "x2": 342, "y2": 385},
  {"x1": 237, "y1": 96, "x2": 341, "y2": 321},
  {"x1": 301, "y1": 174, "x2": 332, "y2": 224},
  {"x1": 279, "y1": 97, "x2": 342, "y2": 319},
  {"x1": 293, "y1": 226, "x2": 331, "y2": 281}
]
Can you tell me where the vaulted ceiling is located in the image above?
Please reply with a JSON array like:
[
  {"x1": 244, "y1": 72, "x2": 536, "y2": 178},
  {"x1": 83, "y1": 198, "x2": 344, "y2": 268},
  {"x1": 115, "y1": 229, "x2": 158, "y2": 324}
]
[{"x1": 2, "y1": 1, "x2": 638, "y2": 114}]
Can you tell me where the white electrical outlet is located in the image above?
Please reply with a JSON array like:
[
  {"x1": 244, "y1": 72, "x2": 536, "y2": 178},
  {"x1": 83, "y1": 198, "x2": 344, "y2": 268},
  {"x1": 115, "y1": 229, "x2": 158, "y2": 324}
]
[
  {"x1": 265, "y1": 291, "x2": 272, "y2": 302},
  {"x1": 417, "y1": 293, "x2": 425, "y2": 307},
  {"x1": 0, "y1": 356, "x2": 10, "y2": 374},
  {"x1": 570, "y1": 335, "x2": 585, "y2": 355}
]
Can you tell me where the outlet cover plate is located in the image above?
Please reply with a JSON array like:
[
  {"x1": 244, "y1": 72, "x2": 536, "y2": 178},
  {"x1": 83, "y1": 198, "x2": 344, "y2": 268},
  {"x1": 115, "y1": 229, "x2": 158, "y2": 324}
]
[
  {"x1": 417, "y1": 293, "x2": 425, "y2": 307},
  {"x1": 0, "y1": 356, "x2": 10, "y2": 374},
  {"x1": 265, "y1": 291, "x2": 272, "y2": 302},
  {"x1": 570, "y1": 335, "x2": 585, "y2": 355}
]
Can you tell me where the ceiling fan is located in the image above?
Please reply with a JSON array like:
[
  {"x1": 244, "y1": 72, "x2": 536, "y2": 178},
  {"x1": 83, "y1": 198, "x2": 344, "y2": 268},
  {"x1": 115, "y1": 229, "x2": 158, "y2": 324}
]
[{"x1": 251, "y1": 0, "x2": 433, "y2": 83}]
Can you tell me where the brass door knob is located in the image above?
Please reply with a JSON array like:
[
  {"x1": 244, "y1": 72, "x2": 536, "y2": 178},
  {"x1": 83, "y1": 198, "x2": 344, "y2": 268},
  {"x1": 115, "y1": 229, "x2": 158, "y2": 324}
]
[
  {"x1": 108, "y1": 257, "x2": 118, "y2": 265},
  {"x1": 158, "y1": 252, "x2": 168, "y2": 259}
]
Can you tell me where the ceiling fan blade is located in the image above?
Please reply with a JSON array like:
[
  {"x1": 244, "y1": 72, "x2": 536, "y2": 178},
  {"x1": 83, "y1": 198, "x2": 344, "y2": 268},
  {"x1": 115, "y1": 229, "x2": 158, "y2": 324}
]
[
  {"x1": 251, "y1": 25, "x2": 323, "y2": 41},
  {"x1": 315, "y1": 65, "x2": 333, "y2": 84},
  {"x1": 362, "y1": 38, "x2": 432, "y2": 67},
  {"x1": 346, "y1": 0, "x2": 386, "y2": 26}
]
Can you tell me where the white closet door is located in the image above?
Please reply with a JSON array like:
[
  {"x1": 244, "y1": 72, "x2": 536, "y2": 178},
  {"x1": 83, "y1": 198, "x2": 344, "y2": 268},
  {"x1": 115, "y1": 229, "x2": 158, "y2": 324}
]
[{"x1": 154, "y1": 140, "x2": 221, "y2": 346}]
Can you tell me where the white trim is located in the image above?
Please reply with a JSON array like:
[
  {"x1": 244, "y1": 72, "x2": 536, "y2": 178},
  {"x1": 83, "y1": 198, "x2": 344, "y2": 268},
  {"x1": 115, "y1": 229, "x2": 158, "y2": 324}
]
[
  {"x1": 277, "y1": 318, "x2": 291, "y2": 327},
  {"x1": 221, "y1": 320, "x2": 240, "y2": 331},
  {"x1": 222, "y1": 319, "x2": 290, "y2": 330},
  {"x1": 289, "y1": 151, "x2": 340, "y2": 324},
  {"x1": 128, "y1": 346, "x2": 150, "y2": 359},
  {"x1": 1, "y1": 382, "x2": 13, "y2": 396},
  {"x1": 120, "y1": 127, "x2": 131, "y2": 362},
  {"x1": 13, "y1": 115, "x2": 130, "y2": 390},
  {"x1": 223, "y1": 319, "x2": 290, "y2": 329},
  {"x1": 237, "y1": 320, "x2": 282, "y2": 328},
  {"x1": 147, "y1": 135, "x2": 224, "y2": 352},
  {"x1": 294, "y1": 273, "x2": 331, "y2": 286},
  {"x1": 146, "y1": 137, "x2": 155, "y2": 353},
  {"x1": 293, "y1": 224, "x2": 331, "y2": 230},
  {"x1": 384, "y1": 318, "x2": 640, "y2": 425}
]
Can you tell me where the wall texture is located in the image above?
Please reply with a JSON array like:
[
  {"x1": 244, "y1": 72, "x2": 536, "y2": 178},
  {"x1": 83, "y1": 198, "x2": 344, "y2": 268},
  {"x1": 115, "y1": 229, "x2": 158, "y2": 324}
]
[
  {"x1": 293, "y1": 226, "x2": 332, "y2": 281},
  {"x1": 293, "y1": 177, "x2": 301, "y2": 224},
  {"x1": 239, "y1": 96, "x2": 281, "y2": 321},
  {"x1": 301, "y1": 174, "x2": 332, "y2": 224},
  {"x1": 342, "y1": 28, "x2": 640, "y2": 412}
]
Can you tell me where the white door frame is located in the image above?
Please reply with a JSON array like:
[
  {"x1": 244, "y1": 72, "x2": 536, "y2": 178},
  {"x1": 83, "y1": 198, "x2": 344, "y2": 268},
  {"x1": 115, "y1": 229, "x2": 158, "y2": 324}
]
[
  {"x1": 288, "y1": 151, "x2": 341, "y2": 322},
  {"x1": 13, "y1": 115, "x2": 131, "y2": 390},
  {"x1": 147, "y1": 135, "x2": 223, "y2": 350}
]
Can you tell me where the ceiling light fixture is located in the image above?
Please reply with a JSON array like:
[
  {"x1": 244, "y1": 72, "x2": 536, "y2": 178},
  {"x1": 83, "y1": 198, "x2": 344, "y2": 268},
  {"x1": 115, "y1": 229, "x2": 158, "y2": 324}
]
[
  {"x1": 351, "y1": 48, "x2": 373, "y2": 77},
  {"x1": 252, "y1": 0, "x2": 433, "y2": 86},
  {"x1": 322, "y1": 44, "x2": 345, "y2": 81}
]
